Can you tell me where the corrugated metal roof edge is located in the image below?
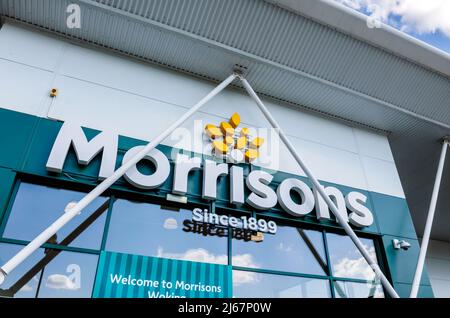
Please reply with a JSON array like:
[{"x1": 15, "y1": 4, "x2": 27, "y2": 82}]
[
  {"x1": 0, "y1": 17, "x2": 390, "y2": 136},
  {"x1": 266, "y1": 0, "x2": 450, "y2": 80}
]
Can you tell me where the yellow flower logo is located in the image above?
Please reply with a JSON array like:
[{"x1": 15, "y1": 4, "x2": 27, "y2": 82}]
[{"x1": 204, "y1": 113, "x2": 264, "y2": 163}]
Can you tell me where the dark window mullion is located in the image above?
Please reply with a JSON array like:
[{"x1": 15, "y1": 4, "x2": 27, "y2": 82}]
[
  {"x1": 322, "y1": 229, "x2": 335, "y2": 298},
  {"x1": 0, "y1": 237, "x2": 100, "y2": 255},
  {"x1": 35, "y1": 264, "x2": 45, "y2": 298},
  {"x1": 100, "y1": 196, "x2": 116, "y2": 251},
  {"x1": 231, "y1": 265, "x2": 329, "y2": 281}
]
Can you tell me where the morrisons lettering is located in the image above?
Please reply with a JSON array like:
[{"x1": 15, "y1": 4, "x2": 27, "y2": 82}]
[{"x1": 46, "y1": 122, "x2": 374, "y2": 227}]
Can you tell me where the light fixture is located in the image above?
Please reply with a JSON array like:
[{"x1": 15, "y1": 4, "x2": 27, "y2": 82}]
[{"x1": 50, "y1": 88, "x2": 58, "y2": 97}]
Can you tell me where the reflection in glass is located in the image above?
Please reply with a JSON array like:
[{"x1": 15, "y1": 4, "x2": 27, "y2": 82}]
[
  {"x1": 232, "y1": 224, "x2": 327, "y2": 275},
  {"x1": 334, "y1": 280, "x2": 384, "y2": 298},
  {"x1": 0, "y1": 243, "x2": 42, "y2": 298},
  {"x1": 37, "y1": 250, "x2": 98, "y2": 298},
  {"x1": 232, "y1": 271, "x2": 331, "y2": 298},
  {"x1": 105, "y1": 199, "x2": 227, "y2": 264},
  {"x1": 2, "y1": 183, "x2": 108, "y2": 250},
  {"x1": 327, "y1": 232, "x2": 378, "y2": 280},
  {"x1": 0, "y1": 243, "x2": 98, "y2": 298}
]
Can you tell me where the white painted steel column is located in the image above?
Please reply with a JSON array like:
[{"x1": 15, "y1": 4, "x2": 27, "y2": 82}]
[
  {"x1": 0, "y1": 74, "x2": 237, "y2": 285},
  {"x1": 239, "y1": 76, "x2": 400, "y2": 298},
  {"x1": 410, "y1": 139, "x2": 449, "y2": 298}
]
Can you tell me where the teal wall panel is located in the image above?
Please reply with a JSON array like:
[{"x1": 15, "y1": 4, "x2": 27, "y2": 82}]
[
  {"x1": 0, "y1": 108, "x2": 433, "y2": 292},
  {"x1": 21, "y1": 119, "x2": 120, "y2": 181},
  {"x1": 320, "y1": 180, "x2": 380, "y2": 235},
  {"x1": 372, "y1": 192, "x2": 417, "y2": 239},
  {"x1": 394, "y1": 282, "x2": 434, "y2": 298},
  {"x1": 382, "y1": 235, "x2": 431, "y2": 286},
  {"x1": 19, "y1": 118, "x2": 176, "y2": 197},
  {"x1": 9, "y1": 112, "x2": 381, "y2": 235},
  {"x1": 20, "y1": 118, "x2": 65, "y2": 177},
  {"x1": 251, "y1": 169, "x2": 380, "y2": 235},
  {"x1": 0, "y1": 167, "x2": 16, "y2": 222},
  {"x1": 0, "y1": 109, "x2": 38, "y2": 170}
]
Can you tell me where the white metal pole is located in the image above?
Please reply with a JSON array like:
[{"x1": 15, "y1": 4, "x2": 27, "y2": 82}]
[
  {"x1": 0, "y1": 74, "x2": 237, "y2": 285},
  {"x1": 239, "y1": 77, "x2": 400, "y2": 298},
  {"x1": 410, "y1": 140, "x2": 449, "y2": 298}
]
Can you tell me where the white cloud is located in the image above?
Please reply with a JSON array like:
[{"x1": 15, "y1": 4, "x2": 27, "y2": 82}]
[
  {"x1": 156, "y1": 247, "x2": 260, "y2": 286},
  {"x1": 232, "y1": 270, "x2": 259, "y2": 286},
  {"x1": 230, "y1": 254, "x2": 260, "y2": 286},
  {"x1": 231, "y1": 253, "x2": 260, "y2": 268},
  {"x1": 156, "y1": 247, "x2": 227, "y2": 264},
  {"x1": 163, "y1": 217, "x2": 178, "y2": 230},
  {"x1": 277, "y1": 242, "x2": 293, "y2": 253},
  {"x1": 332, "y1": 245, "x2": 386, "y2": 297},
  {"x1": 19, "y1": 274, "x2": 41, "y2": 292},
  {"x1": 333, "y1": 245, "x2": 377, "y2": 280},
  {"x1": 46, "y1": 274, "x2": 79, "y2": 290},
  {"x1": 333, "y1": 0, "x2": 450, "y2": 37},
  {"x1": 19, "y1": 283, "x2": 33, "y2": 292}
]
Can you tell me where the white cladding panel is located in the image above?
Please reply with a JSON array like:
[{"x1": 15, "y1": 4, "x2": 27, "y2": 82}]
[
  {"x1": 0, "y1": 59, "x2": 53, "y2": 116},
  {"x1": 0, "y1": 23, "x2": 65, "y2": 71},
  {"x1": 359, "y1": 156, "x2": 406, "y2": 198},
  {"x1": 0, "y1": 22, "x2": 405, "y2": 198},
  {"x1": 353, "y1": 128, "x2": 395, "y2": 162}
]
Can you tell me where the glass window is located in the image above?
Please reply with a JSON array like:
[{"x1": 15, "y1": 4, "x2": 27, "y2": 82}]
[
  {"x1": 0, "y1": 243, "x2": 98, "y2": 298},
  {"x1": 0, "y1": 243, "x2": 42, "y2": 298},
  {"x1": 105, "y1": 199, "x2": 228, "y2": 265},
  {"x1": 2, "y1": 182, "x2": 108, "y2": 250},
  {"x1": 37, "y1": 250, "x2": 98, "y2": 298},
  {"x1": 232, "y1": 224, "x2": 327, "y2": 275},
  {"x1": 232, "y1": 271, "x2": 331, "y2": 298},
  {"x1": 326, "y1": 232, "x2": 378, "y2": 280},
  {"x1": 333, "y1": 280, "x2": 384, "y2": 298}
]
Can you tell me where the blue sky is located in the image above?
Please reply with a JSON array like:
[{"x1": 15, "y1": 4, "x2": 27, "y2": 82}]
[
  {"x1": 333, "y1": 0, "x2": 450, "y2": 54},
  {"x1": 411, "y1": 31, "x2": 450, "y2": 54}
]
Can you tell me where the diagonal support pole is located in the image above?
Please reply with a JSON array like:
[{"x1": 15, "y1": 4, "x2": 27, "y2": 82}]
[
  {"x1": 239, "y1": 76, "x2": 400, "y2": 298},
  {"x1": 1, "y1": 198, "x2": 111, "y2": 297},
  {"x1": 410, "y1": 139, "x2": 449, "y2": 298},
  {"x1": 0, "y1": 73, "x2": 237, "y2": 285},
  {"x1": 0, "y1": 70, "x2": 400, "y2": 298}
]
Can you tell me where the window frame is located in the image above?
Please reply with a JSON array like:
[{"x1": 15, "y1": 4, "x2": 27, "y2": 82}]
[
  {"x1": 224, "y1": 209, "x2": 387, "y2": 298},
  {"x1": 0, "y1": 175, "x2": 392, "y2": 298}
]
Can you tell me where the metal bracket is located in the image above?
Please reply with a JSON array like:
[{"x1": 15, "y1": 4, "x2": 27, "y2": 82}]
[
  {"x1": 441, "y1": 136, "x2": 450, "y2": 145},
  {"x1": 233, "y1": 64, "x2": 248, "y2": 78}
]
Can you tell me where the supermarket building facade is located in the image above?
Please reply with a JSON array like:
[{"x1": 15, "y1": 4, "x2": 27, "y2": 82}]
[{"x1": 0, "y1": 0, "x2": 450, "y2": 298}]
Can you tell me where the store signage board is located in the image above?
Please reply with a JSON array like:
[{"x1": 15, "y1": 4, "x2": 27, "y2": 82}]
[
  {"x1": 92, "y1": 251, "x2": 232, "y2": 298},
  {"x1": 46, "y1": 121, "x2": 374, "y2": 227}
]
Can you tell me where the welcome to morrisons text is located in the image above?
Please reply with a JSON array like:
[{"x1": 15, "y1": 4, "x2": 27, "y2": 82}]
[{"x1": 109, "y1": 274, "x2": 222, "y2": 298}]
